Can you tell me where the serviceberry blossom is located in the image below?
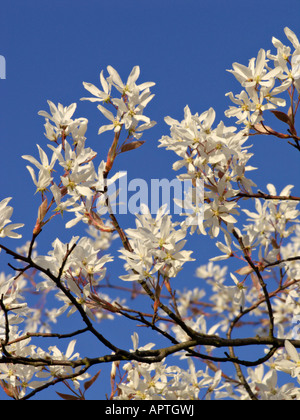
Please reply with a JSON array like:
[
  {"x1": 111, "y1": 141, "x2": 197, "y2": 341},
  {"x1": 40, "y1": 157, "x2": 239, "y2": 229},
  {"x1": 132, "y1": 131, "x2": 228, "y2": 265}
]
[
  {"x1": 81, "y1": 65, "x2": 156, "y2": 138},
  {"x1": 0, "y1": 198, "x2": 24, "y2": 239},
  {"x1": 119, "y1": 204, "x2": 194, "y2": 282},
  {"x1": 114, "y1": 333, "x2": 222, "y2": 400},
  {"x1": 275, "y1": 341, "x2": 300, "y2": 381},
  {"x1": 159, "y1": 104, "x2": 254, "y2": 237},
  {"x1": 1, "y1": 27, "x2": 300, "y2": 401}
]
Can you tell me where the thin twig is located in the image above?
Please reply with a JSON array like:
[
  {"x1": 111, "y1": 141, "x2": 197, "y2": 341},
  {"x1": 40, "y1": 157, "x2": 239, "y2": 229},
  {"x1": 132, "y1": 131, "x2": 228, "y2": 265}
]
[{"x1": 232, "y1": 229, "x2": 274, "y2": 338}]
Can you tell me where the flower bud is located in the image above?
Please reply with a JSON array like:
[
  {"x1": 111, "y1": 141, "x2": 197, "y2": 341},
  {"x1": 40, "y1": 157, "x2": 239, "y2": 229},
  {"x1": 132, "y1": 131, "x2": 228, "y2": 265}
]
[{"x1": 33, "y1": 198, "x2": 48, "y2": 235}]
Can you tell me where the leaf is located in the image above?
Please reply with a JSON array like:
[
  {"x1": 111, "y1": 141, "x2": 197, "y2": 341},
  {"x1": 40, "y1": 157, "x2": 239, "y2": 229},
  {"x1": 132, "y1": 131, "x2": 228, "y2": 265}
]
[
  {"x1": 253, "y1": 123, "x2": 290, "y2": 139},
  {"x1": 235, "y1": 265, "x2": 254, "y2": 275},
  {"x1": 0, "y1": 380, "x2": 16, "y2": 398},
  {"x1": 56, "y1": 391, "x2": 81, "y2": 401},
  {"x1": 38, "y1": 198, "x2": 48, "y2": 223},
  {"x1": 287, "y1": 105, "x2": 295, "y2": 126},
  {"x1": 271, "y1": 110, "x2": 291, "y2": 125},
  {"x1": 253, "y1": 123, "x2": 275, "y2": 134},
  {"x1": 120, "y1": 141, "x2": 145, "y2": 154},
  {"x1": 84, "y1": 370, "x2": 101, "y2": 392}
]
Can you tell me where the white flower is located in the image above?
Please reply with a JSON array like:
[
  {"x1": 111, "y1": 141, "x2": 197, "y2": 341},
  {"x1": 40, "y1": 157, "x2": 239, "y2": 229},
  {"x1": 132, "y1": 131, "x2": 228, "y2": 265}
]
[
  {"x1": 38, "y1": 101, "x2": 89, "y2": 143},
  {"x1": 81, "y1": 70, "x2": 112, "y2": 103},
  {"x1": 81, "y1": 66, "x2": 156, "y2": 138},
  {"x1": 227, "y1": 49, "x2": 281, "y2": 89},
  {"x1": 36, "y1": 340, "x2": 89, "y2": 389},
  {"x1": 292, "y1": 54, "x2": 300, "y2": 92},
  {"x1": 292, "y1": 54, "x2": 300, "y2": 79},
  {"x1": 275, "y1": 340, "x2": 300, "y2": 380},
  {"x1": 26, "y1": 166, "x2": 53, "y2": 194},
  {"x1": 119, "y1": 238, "x2": 160, "y2": 282},
  {"x1": 229, "y1": 273, "x2": 246, "y2": 310},
  {"x1": 119, "y1": 205, "x2": 194, "y2": 282},
  {"x1": 97, "y1": 103, "x2": 124, "y2": 134},
  {"x1": 284, "y1": 27, "x2": 300, "y2": 49},
  {"x1": 60, "y1": 162, "x2": 94, "y2": 200},
  {"x1": 43, "y1": 119, "x2": 61, "y2": 142},
  {"x1": 203, "y1": 199, "x2": 238, "y2": 238},
  {"x1": 0, "y1": 197, "x2": 24, "y2": 239},
  {"x1": 22, "y1": 144, "x2": 60, "y2": 175},
  {"x1": 247, "y1": 365, "x2": 298, "y2": 400},
  {"x1": 38, "y1": 101, "x2": 77, "y2": 129},
  {"x1": 225, "y1": 90, "x2": 253, "y2": 123},
  {"x1": 107, "y1": 65, "x2": 155, "y2": 96},
  {"x1": 210, "y1": 231, "x2": 233, "y2": 261}
]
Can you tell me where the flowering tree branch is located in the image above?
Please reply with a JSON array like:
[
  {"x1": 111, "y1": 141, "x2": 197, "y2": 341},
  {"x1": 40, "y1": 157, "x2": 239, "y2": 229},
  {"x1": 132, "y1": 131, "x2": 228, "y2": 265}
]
[
  {"x1": 232, "y1": 229, "x2": 275, "y2": 338},
  {"x1": 236, "y1": 191, "x2": 300, "y2": 201},
  {"x1": 1, "y1": 28, "x2": 300, "y2": 400}
]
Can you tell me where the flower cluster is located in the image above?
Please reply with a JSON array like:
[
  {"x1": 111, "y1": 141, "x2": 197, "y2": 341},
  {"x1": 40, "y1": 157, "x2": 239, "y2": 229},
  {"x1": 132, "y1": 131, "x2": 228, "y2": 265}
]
[
  {"x1": 113, "y1": 333, "x2": 222, "y2": 400},
  {"x1": 225, "y1": 27, "x2": 300, "y2": 129},
  {"x1": 38, "y1": 102, "x2": 88, "y2": 144},
  {"x1": 33, "y1": 234, "x2": 116, "y2": 320},
  {"x1": 119, "y1": 204, "x2": 194, "y2": 282},
  {"x1": 81, "y1": 65, "x2": 156, "y2": 138},
  {"x1": 0, "y1": 273, "x2": 28, "y2": 338},
  {"x1": 23, "y1": 65, "x2": 156, "y2": 234},
  {"x1": 113, "y1": 334, "x2": 300, "y2": 400},
  {"x1": 193, "y1": 216, "x2": 300, "y2": 333},
  {"x1": 0, "y1": 337, "x2": 88, "y2": 399},
  {"x1": 242, "y1": 184, "x2": 300, "y2": 261},
  {"x1": 159, "y1": 105, "x2": 255, "y2": 237}
]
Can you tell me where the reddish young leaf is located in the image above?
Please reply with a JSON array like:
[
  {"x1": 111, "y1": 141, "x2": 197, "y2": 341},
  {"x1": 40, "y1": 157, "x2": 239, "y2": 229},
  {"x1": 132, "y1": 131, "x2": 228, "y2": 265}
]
[
  {"x1": 56, "y1": 391, "x2": 81, "y2": 400},
  {"x1": 84, "y1": 370, "x2": 101, "y2": 392},
  {"x1": 120, "y1": 141, "x2": 145, "y2": 154},
  {"x1": 271, "y1": 110, "x2": 292, "y2": 125},
  {"x1": 287, "y1": 105, "x2": 295, "y2": 126}
]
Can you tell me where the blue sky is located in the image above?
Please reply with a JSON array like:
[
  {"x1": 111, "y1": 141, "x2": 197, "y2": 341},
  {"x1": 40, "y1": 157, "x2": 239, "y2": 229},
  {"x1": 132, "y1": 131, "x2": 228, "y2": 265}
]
[{"x1": 0, "y1": 0, "x2": 300, "y2": 400}]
